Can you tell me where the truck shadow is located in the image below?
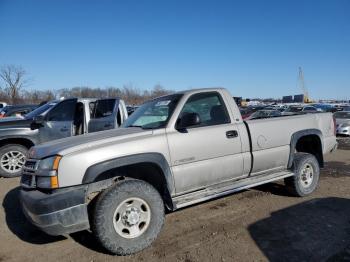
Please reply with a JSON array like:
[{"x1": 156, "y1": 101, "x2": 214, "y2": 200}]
[
  {"x1": 69, "y1": 231, "x2": 112, "y2": 255},
  {"x1": 253, "y1": 182, "x2": 292, "y2": 197},
  {"x1": 2, "y1": 186, "x2": 66, "y2": 244},
  {"x1": 248, "y1": 197, "x2": 350, "y2": 262}
]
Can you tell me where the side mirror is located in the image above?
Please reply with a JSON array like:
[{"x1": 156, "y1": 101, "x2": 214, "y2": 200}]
[
  {"x1": 30, "y1": 115, "x2": 45, "y2": 130},
  {"x1": 34, "y1": 115, "x2": 45, "y2": 123},
  {"x1": 176, "y1": 112, "x2": 201, "y2": 130}
]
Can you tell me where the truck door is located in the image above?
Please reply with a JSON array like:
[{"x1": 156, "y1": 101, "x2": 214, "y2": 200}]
[
  {"x1": 39, "y1": 99, "x2": 77, "y2": 143},
  {"x1": 166, "y1": 92, "x2": 245, "y2": 194},
  {"x1": 88, "y1": 99, "x2": 119, "y2": 133}
]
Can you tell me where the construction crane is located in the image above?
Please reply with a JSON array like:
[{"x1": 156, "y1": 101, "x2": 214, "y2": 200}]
[{"x1": 298, "y1": 67, "x2": 312, "y2": 103}]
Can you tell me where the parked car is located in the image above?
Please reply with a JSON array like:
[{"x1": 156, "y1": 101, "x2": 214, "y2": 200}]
[
  {"x1": 282, "y1": 105, "x2": 318, "y2": 115},
  {"x1": 0, "y1": 104, "x2": 38, "y2": 118},
  {"x1": 312, "y1": 104, "x2": 337, "y2": 113},
  {"x1": 333, "y1": 104, "x2": 350, "y2": 112},
  {"x1": 20, "y1": 88, "x2": 337, "y2": 255},
  {"x1": 334, "y1": 111, "x2": 350, "y2": 136},
  {"x1": 0, "y1": 102, "x2": 7, "y2": 109},
  {"x1": 340, "y1": 106, "x2": 350, "y2": 112},
  {"x1": 0, "y1": 97, "x2": 128, "y2": 177},
  {"x1": 240, "y1": 105, "x2": 266, "y2": 119},
  {"x1": 246, "y1": 109, "x2": 281, "y2": 120},
  {"x1": 264, "y1": 105, "x2": 286, "y2": 112}
]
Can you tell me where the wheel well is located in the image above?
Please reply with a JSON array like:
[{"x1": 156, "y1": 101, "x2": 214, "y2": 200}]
[
  {"x1": 93, "y1": 162, "x2": 174, "y2": 210},
  {"x1": 295, "y1": 135, "x2": 323, "y2": 167},
  {"x1": 0, "y1": 138, "x2": 34, "y2": 149}
]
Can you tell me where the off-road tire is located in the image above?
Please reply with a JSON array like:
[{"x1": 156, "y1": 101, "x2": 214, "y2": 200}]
[
  {"x1": 91, "y1": 179, "x2": 165, "y2": 255},
  {"x1": 0, "y1": 144, "x2": 28, "y2": 178},
  {"x1": 285, "y1": 153, "x2": 320, "y2": 197}
]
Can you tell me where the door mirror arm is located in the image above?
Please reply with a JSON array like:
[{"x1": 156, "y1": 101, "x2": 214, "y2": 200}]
[{"x1": 30, "y1": 115, "x2": 45, "y2": 130}]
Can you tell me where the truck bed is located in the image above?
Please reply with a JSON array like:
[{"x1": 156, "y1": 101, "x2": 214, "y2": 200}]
[{"x1": 245, "y1": 112, "x2": 337, "y2": 175}]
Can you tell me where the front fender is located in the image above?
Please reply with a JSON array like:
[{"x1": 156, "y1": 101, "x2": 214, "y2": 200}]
[
  {"x1": 82, "y1": 152, "x2": 175, "y2": 195},
  {"x1": 0, "y1": 129, "x2": 39, "y2": 146}
]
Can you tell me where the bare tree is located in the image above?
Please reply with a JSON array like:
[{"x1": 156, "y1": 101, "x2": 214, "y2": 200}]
[
  {"x1": 151, "y1": 84, "x2": 172, "y2": 97},
  {"x1": 0, "y1": 66, "x2": 174, "y2": 105},
  {"x1": 122, "y1": 83, "x2": 143, "y2": 105},
  {"x1": 0, "y1": 65, "x2": 28, "y2": 104}
]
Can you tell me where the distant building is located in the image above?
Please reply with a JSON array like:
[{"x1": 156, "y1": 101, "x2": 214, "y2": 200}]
[
  {"x1": 282, "y1": 96, "x2": 293, "y2": 103},
  {"x1": 293, "y1": 94, "x2": 304, "y2": 103}
]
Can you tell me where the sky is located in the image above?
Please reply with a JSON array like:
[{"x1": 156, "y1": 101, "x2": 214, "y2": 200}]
[{"x1": 0, "y1": 0, "x2": 349, "y2": 100}]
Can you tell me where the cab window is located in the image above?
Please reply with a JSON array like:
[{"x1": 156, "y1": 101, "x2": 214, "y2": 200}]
[
  {"x1": 90, "y1": 99, "x2": 116, "y2": 119},
  {"x1": 179, "y1": 92, "x2": 230, "y2": 127}
]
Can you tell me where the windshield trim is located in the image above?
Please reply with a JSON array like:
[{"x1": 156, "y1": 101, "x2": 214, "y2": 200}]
[{"x1": 25, "y1": 102, "x2": 58, "y2": 119}]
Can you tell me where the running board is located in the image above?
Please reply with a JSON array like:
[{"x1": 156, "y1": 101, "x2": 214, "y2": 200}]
[{"x1": 173, "y1": 171, "x2": 294, "y2": 210}]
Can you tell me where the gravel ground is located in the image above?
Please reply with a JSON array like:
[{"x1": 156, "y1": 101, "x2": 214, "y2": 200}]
[{"x1": 0, "y1": 138, "x2": 349, "y2": 262}]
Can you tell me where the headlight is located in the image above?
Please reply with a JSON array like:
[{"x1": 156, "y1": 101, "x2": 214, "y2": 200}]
[
  {"x1": 36, "y1": 155, "x2": 62, "y2": 189},
  {"x1": 38, "y1": 155, "x2": 62, "y2": 171}
]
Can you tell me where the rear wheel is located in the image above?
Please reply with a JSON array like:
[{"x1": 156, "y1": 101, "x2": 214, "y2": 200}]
[
  {"x1": 0, "y1": 144, "x2": 28, "y2": 178},
  {"x1": 285, "y1": 153, "x2": 320, "y2": 197},
  {"x1": 91, "y1": 179, "x2": 165, "y2": 255}
]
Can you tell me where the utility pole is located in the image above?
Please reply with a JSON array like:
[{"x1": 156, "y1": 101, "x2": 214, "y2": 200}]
[{"x1": 298, "y1": 67, "x2": 311, "y2": 103}]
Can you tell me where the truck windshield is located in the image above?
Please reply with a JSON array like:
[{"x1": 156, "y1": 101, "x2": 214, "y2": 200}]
[
  {"x1": 25, "y1": 102, "x2": 58, "y2": 119},
  {"x1": 122, "y1": 94, "x2": 183, "y2": 129}
]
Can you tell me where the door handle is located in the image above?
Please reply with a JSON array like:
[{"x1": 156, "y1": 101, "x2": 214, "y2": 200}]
[
  {"x1": 60, "y1": 127, "x2": 68, "y2": 132},
  {"x1": 104, "y1": 123, "x2": 112, "y2": 128},
  {"x1": 226, "y1": 130, "x2": 238, "y2": 138}
]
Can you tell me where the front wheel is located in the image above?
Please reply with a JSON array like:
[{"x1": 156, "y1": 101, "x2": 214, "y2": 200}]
[
  {"x1": 284, "y1": 153, "x2": 320, "y2": 197},
  {"x1": 0, "y1": 144, "x2": 28, "y2": 178},
  {"x1": 91, "y1": 179, "x2": 165, "y2": 255}
]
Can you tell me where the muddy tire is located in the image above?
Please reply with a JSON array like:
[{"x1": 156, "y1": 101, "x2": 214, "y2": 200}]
[
  {"x1": 0, "y1": 144, "x2": 28, "y2": 178},
  {"x1": 285, "y1": 153, "x2": 320, "y2": 197},
  {"x1": 91, "y1": 179, "x2": 165, "y2": 255}
]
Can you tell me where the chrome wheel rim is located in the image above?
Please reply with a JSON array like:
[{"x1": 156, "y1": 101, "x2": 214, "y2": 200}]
[
  {"x1": 300, "y1": 163, "x2": 314, "y2": 188},
  {"x1": 0, "y1": 151, "x2": 26, "y2": 173},
  {"x1": 113, "y1": 197, "x2": 151, "y2": 239}
]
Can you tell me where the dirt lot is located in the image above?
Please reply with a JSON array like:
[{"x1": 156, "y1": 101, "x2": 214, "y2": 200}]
[{"x1": 0, "y1": 139, "x2": 349, "y2": 262}]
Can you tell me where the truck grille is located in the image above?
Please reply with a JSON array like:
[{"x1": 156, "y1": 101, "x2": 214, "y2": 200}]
[
  {"x1": 24, "y1": 160, "x2": 37, "y2": 170},
  {"x1": 21, "y1": 174, "x2": 36, "y2": 188},
  {"x1": 21, "y1": 159, "x2": 38, "y2": 189}
]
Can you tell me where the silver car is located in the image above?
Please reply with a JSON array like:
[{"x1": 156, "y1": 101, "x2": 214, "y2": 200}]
[{"x1": 334, "y1": 111, "x2": 350, "y2": 136}]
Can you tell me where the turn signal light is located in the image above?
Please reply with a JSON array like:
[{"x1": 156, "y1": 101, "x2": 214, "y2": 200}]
[
  {"x1": 53, "y1": 156, "x2": 62, "y2": 170},
  {"x1": 50, "y1": 176, "x2": 59, "y2": 188}
]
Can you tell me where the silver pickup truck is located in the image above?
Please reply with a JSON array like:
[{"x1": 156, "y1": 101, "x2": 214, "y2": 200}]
[{"x1": 20, "y1": 88, "x2": 337, "y2": 255}]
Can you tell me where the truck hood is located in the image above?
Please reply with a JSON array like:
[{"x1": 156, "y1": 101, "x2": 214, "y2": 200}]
[
  {"x1": 30, "y1": 127, "x2": 153, "y2": 159},
  {"x1": 0, "y1": 117, "x2": 32, "y2": 129}
]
